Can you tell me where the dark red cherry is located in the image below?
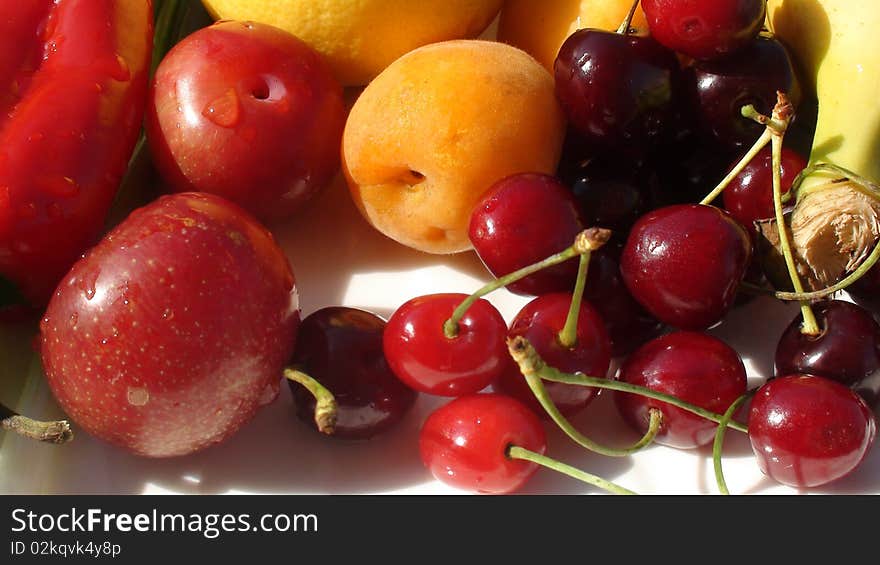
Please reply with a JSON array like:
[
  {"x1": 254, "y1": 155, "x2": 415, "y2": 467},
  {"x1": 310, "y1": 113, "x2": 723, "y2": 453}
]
[
  {"x1": 688, "y1": 35, "x2": 801, "y2": 150},
  {"x1": 614, "y1": 331, "x2": 748, "y2": 449},
  {"x1": 847, "y1": 264, "x2": 880, "y2": 310},
  {"x1": 469, "y1": 173, "x2": 584, "y2": 296},
  {"x1": 289, "y1": 307, "x2": 417, "y2": 439},
  {"x1": 554, "y1": 28, "x2": 683, "y2": 152},
  {"x1": 384, "y1": 293, "x2": 507, "y2": 396},
  {"x1": 583, "y1": 245, "x2": 665, "y2": 357},
  {"x1": 494, "y1": 293, "x2": 612, "y2": 416},
  {"x1": 642, "y1": 0, "x2": 766, "y2": 61},
  {"x1": 722, "y1": 146, "x2": 807, "y2": 228},
  {"x1": 620, "y1": 204, "x2": 752, "y2": 330},
  {"x1": 650, "y1": 135, "x2": 740, "y2": 206},
  {"x1": 557, "y1": 151, "x2": 660, "y2": 242},
  {"x1": 419, "y1": 394, "x2": 547, "y2": 494},
  {"x1": 775, "y1": 300, "x2": 880, "y2": 407},
  {"x1": 749, "y1": 375, "x2": 877, "y2": 488}
]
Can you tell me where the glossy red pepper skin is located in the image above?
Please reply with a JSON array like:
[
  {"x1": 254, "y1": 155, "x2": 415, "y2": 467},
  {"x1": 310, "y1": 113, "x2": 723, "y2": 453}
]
[{"x1": 0, "y1": 0, "x2": 153, "y2": 305}]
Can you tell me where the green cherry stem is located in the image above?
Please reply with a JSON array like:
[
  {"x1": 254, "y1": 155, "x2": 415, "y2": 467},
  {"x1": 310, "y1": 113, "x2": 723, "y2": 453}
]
[
  {"x1": 558, "y1": 251, "x2": 591, "y2": 348},
  {"x1": 616, "y1": 0, "x2": 642, "y2": 35},
  {"x1": 698, "y1": 102, "x2": 796, "y2": 206},
  {"x1": 0, "y1": 403, "x2": 73, "y2": 444},
  {"x1": 762, "y1": 92, "x2": 820, "y2": 335},
  {"x1": 283, "y1": 368, "x2": 338, "y2": 434},
  {"x1": 443, "y1": 228, "x2": 611, "y2": 339},
  {"x1": 508, "y1": 336, "x2": 749, "y2": 434},
  {"x1": 712, "y1": 392, "x2": 753, "y2": 495},
  {"x1": 700, "y1": 128, "x2": 772, "y2": 206},
  {"x1": 522, "y1": 364, "x2": 663, "y2": 457},
  {"x1": 507, "y1": 445, "x2": 638, "y2": 495},
  {"x1": 510, "y1": 334, "x2": 663, "y2": 457}
]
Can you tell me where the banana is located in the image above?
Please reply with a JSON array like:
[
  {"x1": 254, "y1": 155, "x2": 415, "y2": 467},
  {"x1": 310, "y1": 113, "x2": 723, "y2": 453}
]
[
  {"x1": 759, "y1": 0, "x2": 880, "y2": 293},
  {"x1": 767, "y1": 0, "x2": 880, "y2": 183}
]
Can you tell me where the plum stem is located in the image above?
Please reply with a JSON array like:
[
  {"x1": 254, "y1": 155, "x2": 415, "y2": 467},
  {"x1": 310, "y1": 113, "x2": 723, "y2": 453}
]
[
  {"x1": 616, "y1": 0, "x2": 642, "y2": 35},
  {"x1": 508, "y1": 336, "x2": 750, "y2": 434},
  {"x1": 507, "y1": 445, "x2": 638, "y2": 495},
  {"x1": 443, "y1": 228, "x2": 611, "y2": 339},
  {"x1": 712, "y1": 392, "x2": 752, "y2": 495},
  {"x1": 557, "y1": 251, "x2": 591, "y2": 349},
  {"x1": 0, "y1": 403, "x2": 73, "y2": 444},
  {"x1": 283, "y1": 369, "x2": 337, "y2": 434}
]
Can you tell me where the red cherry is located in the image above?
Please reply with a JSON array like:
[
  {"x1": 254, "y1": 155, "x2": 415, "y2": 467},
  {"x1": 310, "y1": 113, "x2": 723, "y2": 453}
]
[
  {"x1": 775, "y1": 300, "x2": 880, "y2": 407},
  {"x1": 583, "y1": 245, "x2": 665, "y2": 357},
  {"x1": 748, "y1": 375, "x2": 877, "y2": 488},
  {"x1": 642, "y1": 0, "x2": 766, "y2": 61},
  {"x1": 494, "y1": 293, "x2": 611, "y2": 416},
  {"x1": 686, "y1": 36, "x2": 802, "y2": 150},
  {"x1": 419, "y1": 394, "x2": 547, "y2": 494},
  {"x1": 554, "y1": 28, "x2": 683, "y2": 152},
  {"x1": 620, "y1": 204, "x2": 752, "y2": 330},
  {"x1": 383, "y1": 293, "x2": 507, "y2": 396},
  {"x1": 289, "y1": 307, "x2": 417, "y2": 439},
  {"x1": 469, "y1": 173, "x2": 584, "y2": 296},
  {"x1": 614, "y1": 331, "x2": 747, "y2": 449},
  {"x1": 722, "y1": 146, "x2": 807, "y2": 228}
]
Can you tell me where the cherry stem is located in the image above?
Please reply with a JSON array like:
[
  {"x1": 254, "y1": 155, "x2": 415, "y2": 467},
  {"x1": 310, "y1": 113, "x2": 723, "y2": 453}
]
[
  {"x1": 616, "y1": 0, "x2": 642, "y2": 35},
  {"x1": 558, "y1": 251, "x2": 591, "y2": 349},
  {"x1": 698, "y1": 101, "x2": 795, "y2": 207},
  {"x1": 757, "y1": 92, "x2": 821, "y2": 335},
  {"x1": 443, "y1": 228, "x2": 611, "y2": 339},
  {"x1": 508, "y1": 336, "x2": 749, "y2": 434},
  {"x1": 507, "y1": 445, "x2": 638, "y2": 495},
  {"x1": 0, "y1": 402, "x2": 73, "y2": 444},
  {"x1": 523, "y1": 364, "x2": 662, "y2": 457},
  {"x1": 712, "y1": 392, "x2": 752, "y2": 495},
  {"x1": 511, "y1": 340, "x2": 663, "y2": 457},
  {"x1": 699, "y1": 130, "x2": 772, "y2": 206},
  {"x1": 283, "y1": 368, "x2": 338, "y2": 434}
]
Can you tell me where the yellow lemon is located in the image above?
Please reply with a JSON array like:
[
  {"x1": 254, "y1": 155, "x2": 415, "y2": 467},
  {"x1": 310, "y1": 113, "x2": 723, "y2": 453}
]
[
  {"x1": 497, "y1": 0, "x2": 648, "y2": 71},
  {"x1": 200, "y1": 0, "x2": 504, "y2": 86}
]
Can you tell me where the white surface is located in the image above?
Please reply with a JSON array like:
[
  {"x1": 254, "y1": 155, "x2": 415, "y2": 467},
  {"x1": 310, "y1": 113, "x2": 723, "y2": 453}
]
[{"x1": 1, "y1": 172, "x2": 878, "y2": 496}]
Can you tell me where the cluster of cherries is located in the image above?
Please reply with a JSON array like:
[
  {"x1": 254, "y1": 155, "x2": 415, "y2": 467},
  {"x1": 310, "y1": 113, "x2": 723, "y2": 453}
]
[{"x1": 287, "y1": 0, "x2": 879, "y2": 494}]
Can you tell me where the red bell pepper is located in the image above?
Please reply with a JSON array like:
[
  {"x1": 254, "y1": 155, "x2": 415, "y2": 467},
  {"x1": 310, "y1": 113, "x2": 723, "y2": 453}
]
[{"x1": 0, "y1": 0, "x2": 153, "y2": 306}]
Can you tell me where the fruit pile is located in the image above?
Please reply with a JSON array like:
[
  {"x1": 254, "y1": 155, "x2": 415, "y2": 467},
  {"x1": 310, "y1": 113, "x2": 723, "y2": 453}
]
[{"x1": 1, "y1": 0, "x2": 878, "y2": 495}]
